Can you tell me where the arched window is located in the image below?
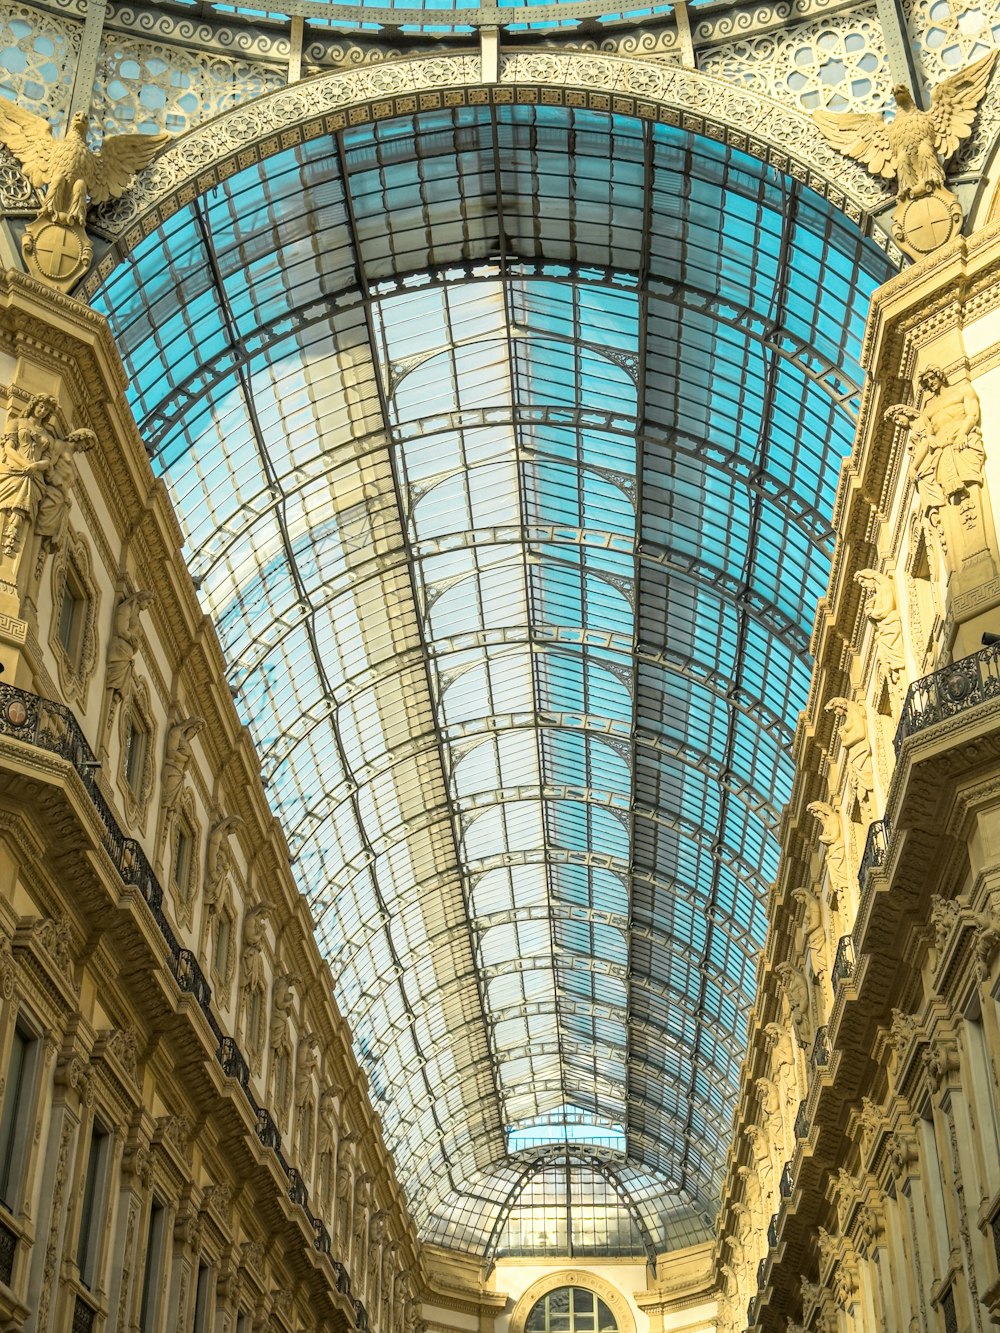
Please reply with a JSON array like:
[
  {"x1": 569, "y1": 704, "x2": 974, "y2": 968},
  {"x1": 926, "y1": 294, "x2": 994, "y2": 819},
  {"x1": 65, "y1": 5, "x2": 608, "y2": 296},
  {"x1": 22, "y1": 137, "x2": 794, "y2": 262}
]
[{"x1": 524, "y1": 1288, "x2": 618, "y2": 1333}]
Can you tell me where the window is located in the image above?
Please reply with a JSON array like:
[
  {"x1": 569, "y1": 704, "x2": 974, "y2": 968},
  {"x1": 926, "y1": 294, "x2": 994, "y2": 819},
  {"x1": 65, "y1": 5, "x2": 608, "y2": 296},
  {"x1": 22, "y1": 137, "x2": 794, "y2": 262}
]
[
  {"x1": 172, "y1": 826, "x2": 193, "y2": 901},
  {"x1": 76, "y1": 1120, "x2": 110, "y2": 1288},
  {"x1": 274, "y1": 1047, "x2": 290, "y2": 1117},
  {"x1": 246, "y1": 985, "x2": 264, "y2": 1057},
  {"x1": 0, "y1": 1023, "x2": 39, "y2": 1212},
  {"x1": 57, "y1": 565, "x2": 88, "y2": 671},
  {"x1": 139, "y1": 1199, "x2": 166, "y2": 1333},
  {"x1": 193, "y1": 1261, "x2": 212, "y2": 1333},
  {"x1": 124, "y1": 714, "x2": 148, "y2": 797},
  {"x1": 213, "y1": 911, "x2": 232, "y2": 984},
  {"x1": 524, "y1": 1288, "x2": 618, "y2": 1333}
]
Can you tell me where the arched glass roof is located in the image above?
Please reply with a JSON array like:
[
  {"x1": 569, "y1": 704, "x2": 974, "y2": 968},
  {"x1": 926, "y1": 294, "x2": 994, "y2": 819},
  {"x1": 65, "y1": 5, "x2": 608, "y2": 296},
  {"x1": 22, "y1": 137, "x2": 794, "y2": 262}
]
[{"x1": 92, "y1": 101, "x2": 893, "y2": 1253}]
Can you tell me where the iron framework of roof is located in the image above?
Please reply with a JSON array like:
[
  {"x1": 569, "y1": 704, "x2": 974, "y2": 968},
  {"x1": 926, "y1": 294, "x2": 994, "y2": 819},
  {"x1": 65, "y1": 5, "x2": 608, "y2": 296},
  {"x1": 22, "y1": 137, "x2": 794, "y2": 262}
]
[{"x1": 91, "y1": 100, "x2": 894, "y2": 1255}]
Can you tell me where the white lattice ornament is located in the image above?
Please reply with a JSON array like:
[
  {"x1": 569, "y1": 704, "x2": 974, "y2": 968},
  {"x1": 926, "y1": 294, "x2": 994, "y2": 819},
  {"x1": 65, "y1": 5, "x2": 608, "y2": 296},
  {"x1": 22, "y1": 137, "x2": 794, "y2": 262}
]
[{"x1": 93, "y1": 33, "x2": 284, "y2": 137}]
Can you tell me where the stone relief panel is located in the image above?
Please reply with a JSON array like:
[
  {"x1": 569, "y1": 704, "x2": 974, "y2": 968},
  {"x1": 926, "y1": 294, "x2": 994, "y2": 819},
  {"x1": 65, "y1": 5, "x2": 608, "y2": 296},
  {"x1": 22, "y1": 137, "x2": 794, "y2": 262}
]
[
  {"x1": 699, "y1": 7, "x2": 892, "y2": 113},
  {"x1": 92, "y1": 32, "x2": 285, "y2": 137}
]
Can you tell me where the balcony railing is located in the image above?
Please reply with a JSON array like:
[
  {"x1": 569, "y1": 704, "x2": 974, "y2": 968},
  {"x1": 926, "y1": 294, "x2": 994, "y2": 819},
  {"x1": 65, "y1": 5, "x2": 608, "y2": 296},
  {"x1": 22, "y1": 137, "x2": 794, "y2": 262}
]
[
  {"x1": 895, "y1": 641, "x2": 1000, "y2": 751},
  {"x1": 756, "y1": 1258, "x2": 767, "y2": 1290},
  {"x1": 858, "y1": 819, "x2": 890, "y2": 886},
  {"x1": 811, "y1": 1026, "x2": 830, "y2": 1069},
  {"x1": 831, "y1": 935, "x2": 856, "y2": 988},
  {"x1": 0, "y1": 684, "x2": 363, "y2": 1318},
  {"x1": 794, "y1": 1099, "x2": 810, "y2": 1139},
  {"x1": 0, "y1": 1212, "x2": 15, "y2": 1286},
  {"x1": 767, "y1": 1213, "x2": 779, "y2": 1249},
  {"x1": 779, "y1": 1161, "x2": 793, "y2": 1200}
]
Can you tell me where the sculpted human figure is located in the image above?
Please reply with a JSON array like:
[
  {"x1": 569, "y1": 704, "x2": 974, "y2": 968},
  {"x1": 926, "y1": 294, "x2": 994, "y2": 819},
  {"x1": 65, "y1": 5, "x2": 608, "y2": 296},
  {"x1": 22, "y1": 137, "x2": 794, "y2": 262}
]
[
  {"x1": 318, "y1": 1086, "x2": 341, "y2": 1160},
  {"x1": 775, "y1": 961, "x2": 813, "y2": 1047},
  {"x1": 0, "y1": 394, "x2": 71, "y2": 557},
  {"x1": 854, "y1": 568, "x2": 905, "y2": 683},
  {"x1": 240, "y1": 902, "x2": 271, "y2": 992},
  {"x1": 269, "y1": 971, "x2": 298, "y2": 1052},
  {"x1": 791, "y1": 886, "x2": 828, "y2": 984},
  {"x1": 807, "y1": 800, "x2": 849, "y2": 899},
  {"x1": 161, "y1": 717, "x2": 205, "y2": 811},
  {"x1": 106, "y1": 589, "x2": 154, "y2": 696},
  {"x1": 824, "y1": 696, "x2": 875, "y2": 813},
  {"x1": 295, "y1": 1033, "x2": 319, "y2": 1109},
  {"x1": 35, "y1": 421, "x2": 97, "y2": 554},
  {"x1": 204, "y1": 813, "x2": 242, "y2": 906},
  {"x1": 886, "y1": 366, "x2": 986, "y2": 541}
]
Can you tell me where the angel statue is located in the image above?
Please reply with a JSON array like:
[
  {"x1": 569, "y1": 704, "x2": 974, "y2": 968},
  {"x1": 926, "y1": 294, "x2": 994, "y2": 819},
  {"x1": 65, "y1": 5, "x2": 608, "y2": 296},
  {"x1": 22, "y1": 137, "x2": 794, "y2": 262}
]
[
  {"x1": 0, "y1": 108, "x2": 169, "y2": 227},
  {"x1": 812, "y1": 53, "x2": 996, "y2": 203}
]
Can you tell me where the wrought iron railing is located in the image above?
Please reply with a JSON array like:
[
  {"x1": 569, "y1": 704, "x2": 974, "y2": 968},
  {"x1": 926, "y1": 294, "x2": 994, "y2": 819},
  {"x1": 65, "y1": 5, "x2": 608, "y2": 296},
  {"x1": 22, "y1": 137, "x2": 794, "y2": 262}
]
[
  {"x1": 71, "y1": 1294, "x2": 97, "y2": 1333},
  {"x1": 756, "y1": 1258, "x2": 766, "y2": 1290},
  {"x1": 794, "y1": 1099, "x2": 810, "y2": 1139},
  {"x1": 810, "y1": 1026, "x2": 830, "y2": 1069},
  {"x1": 767, "y1": 1212, "x2": 778, "y2": 1249},
  {"x1": 831, "y1": 935, "x2": 856, "y2": 988},
  {"x1": 779, "y1": 1161, "x2": 793, "y2": 1200},
  {"x1": 858, "y1": 819, "x2": 890, "y2": 886},
  {"x1": 0, "y1": 685, "x2": 363, "y2": 1321},
  {"x1": 895, "y1": 641, "x2": 1000, "y2": 750},
  {"x1": 0, "y1": 1212, "x2": 15, "y2": 1286}
]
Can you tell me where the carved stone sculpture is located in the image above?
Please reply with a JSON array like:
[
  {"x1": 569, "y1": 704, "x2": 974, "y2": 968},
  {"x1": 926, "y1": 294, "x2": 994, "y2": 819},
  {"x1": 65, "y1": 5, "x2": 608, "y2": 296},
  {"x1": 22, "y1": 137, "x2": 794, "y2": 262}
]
[
  {"x1": 775, "y1": 960, "x2": 813, "y2": 1047},
  {"x1": 269, "y1": 971, "x2": 298, "y2": 1052},
  {"x1": 240, "y1": 902, "x2": 271, "y2": 992},
  {"x1": 204, "y1": 814, "x2": 242, "y2": 906},
  {"x1": 318, "y1": 1085, "x2": 341, "y2": 1159},
  {"x1": 806, "y1": 801, "x2": 849, "y2": 900},
  {"x1": 813, "y1": 55, "x2": 996, "y2": 257},
  {"x1": 973, "y1": 894, "x2": 1000, "y2": 981},
  {"x1": 813, "y1": 57, "x2": 995, "y2": 202},
  {"x1": 161, "y1": 717, "x2": 205, "y2": 811},
  {"x1": 0, "y1": 394, "x2": 96, "y2": 560},
  {"x1": 854, "y1": 568, "x2": 905, "y2": 684},
  {"x1": 0, "y1": 107, "x2": 170, "y2": 226},
  {"x1": 930, "y1": 894, "x2": 961, "y2": 954},
  {"x1": 886, "y1": 367, "x2": 992, "y2": 573},
  {"x1": 295, "y1": 1033, "x2": 319, "y2": 1109},
  {"x1": 824, "y1": 696, "x2": 875, "y2": 814},
  {"x1": 791, "y1": 886, "x2": 828, "y2": 984},
  {"x1": 106, "y1": 590, "x2": 154, "y2": 697}
]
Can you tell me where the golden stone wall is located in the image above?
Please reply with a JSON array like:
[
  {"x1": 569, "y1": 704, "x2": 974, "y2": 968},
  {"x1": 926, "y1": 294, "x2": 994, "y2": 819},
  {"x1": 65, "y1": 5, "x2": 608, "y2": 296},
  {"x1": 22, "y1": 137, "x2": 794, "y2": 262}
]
[
  {"x1": 715, "y1": 224, "x2": 1000, "y2": 1332},
  {"x1": 0, "y1": 271, "x2": 421, "y2": 1333}
]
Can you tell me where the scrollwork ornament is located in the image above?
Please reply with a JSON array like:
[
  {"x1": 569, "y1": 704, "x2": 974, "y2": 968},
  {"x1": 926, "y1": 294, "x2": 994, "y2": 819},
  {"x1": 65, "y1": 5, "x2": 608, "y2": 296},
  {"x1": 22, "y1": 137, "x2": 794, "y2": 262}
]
[
  {"x1": 929, "y1": 894, "x2": 960, "y2": 955},
  {"x1": 0, "y1": 933, "x2": 16, "y2": 1001}
]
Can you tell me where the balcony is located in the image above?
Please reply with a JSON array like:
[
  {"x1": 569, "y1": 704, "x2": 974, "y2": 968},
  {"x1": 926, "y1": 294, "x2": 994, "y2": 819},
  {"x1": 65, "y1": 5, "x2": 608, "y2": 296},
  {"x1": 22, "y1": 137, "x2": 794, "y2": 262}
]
[
  {"x1": 810, "y1": 1026, "x2": 830, "y2": 1070},
  {"x1": 0, "y1": 684, "x2": 355, "y2": 1296},
  {"x1": 858, "y1": 820, "x2": 890, "y2": 886},
  {"x1": 896, "y1": 641, "x2": 1000, "y2": 750},
  {"x1": 779, "y1": 1161, "x2": 793, "y2": 1200},
  {"x1": 794, "y1": 1099, "x2": 810, "y2": 1139},
  {"x1": 831, "y1": 935, "x2": 856, "y2": 988}
]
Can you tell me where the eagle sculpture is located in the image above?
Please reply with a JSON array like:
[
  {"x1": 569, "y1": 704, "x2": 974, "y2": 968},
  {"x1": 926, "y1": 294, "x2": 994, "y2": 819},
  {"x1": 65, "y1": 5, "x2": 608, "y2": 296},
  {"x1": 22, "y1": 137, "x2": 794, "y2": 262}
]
[
  {"x1": 0, "y1": 106, "x2": 170, "y2": 226},
  {"x1": 812, "y1": 51, "x2": 997, "y2": 201}
]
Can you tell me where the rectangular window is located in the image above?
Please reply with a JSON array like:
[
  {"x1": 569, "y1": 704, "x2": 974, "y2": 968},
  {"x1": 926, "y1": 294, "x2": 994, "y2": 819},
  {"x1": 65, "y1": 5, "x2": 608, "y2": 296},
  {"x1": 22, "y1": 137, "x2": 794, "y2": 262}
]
[
  {"x1": 0, "y1": 1023, "x2": 39, "y2": 1211},
  {"x1": 124, "y1": 715, "x2": 148, "y2": 796},
  {"x1": 213, "y1": 913, "x2": 231, "y2": 980},
  {"x1": 173, "y1": 827, "x2": 192, "y2": 897},
  {"x1": 57, "y1": 567, "x2": 87, "y2": 669},
  {"x1": 76, "y1": 1120, "x2": 110, "y2": 1288},
  {"x1": 139, "y1": 1199, "x2": 166, "y2": 1333},
  {"x1": 193, "y1": 1262, "x2": 212, "y2": 1333}
]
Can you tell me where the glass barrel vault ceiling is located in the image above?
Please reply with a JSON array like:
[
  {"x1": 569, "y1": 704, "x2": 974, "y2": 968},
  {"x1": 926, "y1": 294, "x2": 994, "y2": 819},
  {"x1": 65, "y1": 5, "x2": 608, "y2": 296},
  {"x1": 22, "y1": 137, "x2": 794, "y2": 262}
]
[{"x1": 93, "y1": 104, "x2": 894, "y2": 1255}]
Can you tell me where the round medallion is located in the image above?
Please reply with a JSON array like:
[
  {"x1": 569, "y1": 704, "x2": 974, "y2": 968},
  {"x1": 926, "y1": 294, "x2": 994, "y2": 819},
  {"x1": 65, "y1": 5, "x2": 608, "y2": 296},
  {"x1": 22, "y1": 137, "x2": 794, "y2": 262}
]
[
  {"x1": 899, "y1": 194, "x2": 958, "y2": 255},
  {"x1": 5, "y1": 700, "x2": 27, "y2": 727},
  {"x1": 31, "y1": 222, "x2": 86, "y2": 280}
]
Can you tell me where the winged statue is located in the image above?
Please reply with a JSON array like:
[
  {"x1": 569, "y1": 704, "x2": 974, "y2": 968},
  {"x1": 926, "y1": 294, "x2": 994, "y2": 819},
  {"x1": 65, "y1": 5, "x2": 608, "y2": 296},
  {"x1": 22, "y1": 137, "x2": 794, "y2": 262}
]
[
  {"x1": 0, "y1": 106, "x2": 169, "y2": 226},
  {"x1": 812, "y1": 52, "x2": 997, "y2": 202}
]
